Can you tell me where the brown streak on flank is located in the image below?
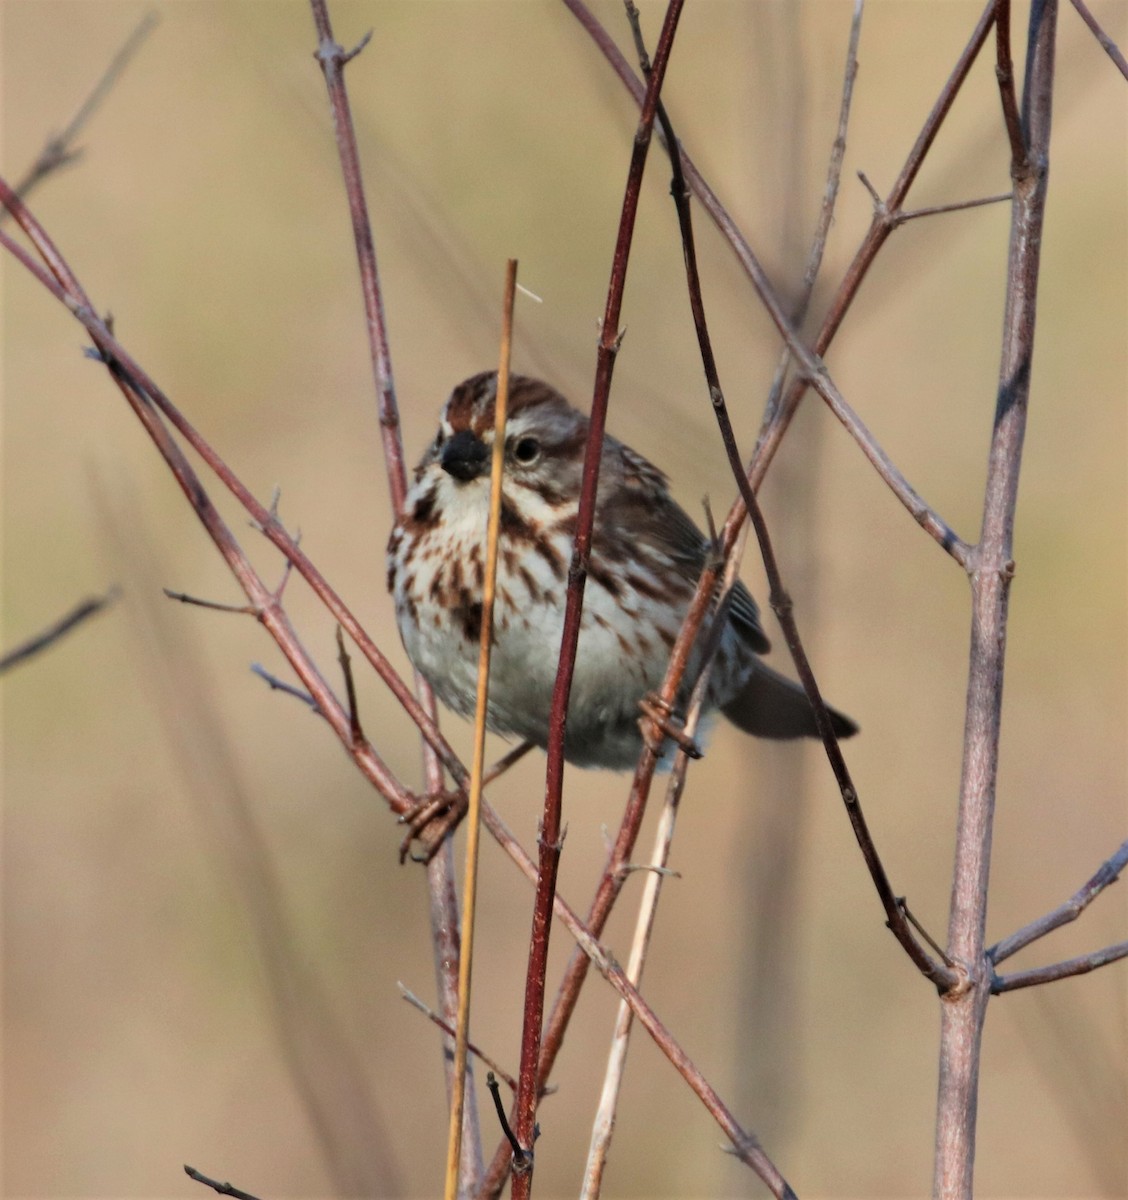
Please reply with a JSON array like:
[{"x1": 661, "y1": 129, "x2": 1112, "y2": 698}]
[
  {"x1": 518, "y1": 565, "x2": 542, "y2": 603},
  {"x1": 589, "y1": 561, "x2": 622, "y2": 600},
  {"x1": 454, "y1": 591, "x2": 482, "y2": 643},
  {"x1": 533, "y1": 536, "x2": 566, "y2": 580},
  {"x1": 624, "y1": 569, "x2": 665, "y2": 602},
  {"x1": 469, "y1": 550, "x2": 485, "y2": 590}
]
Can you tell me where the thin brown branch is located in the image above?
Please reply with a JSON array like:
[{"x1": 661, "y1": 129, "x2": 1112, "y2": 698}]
[
  {"x1": 992, "y1": 941, "x2": 1128, "y2": 992},
  {"x1": 567, "y1": 0, "x2": 978, "y2": 566},
  {"x1": 0, "y1": 587, "x2": 118, "y2": 673},
  {"x1": 476, "y1": 800, "x2": 796, "y2": 1200},
  {"x1": 336, "y1": 625, "x2": 363, "y2": 745},
  {"x1": 303, "y1": 20, "x2": 478, "y2": 1172},
  {"x1": 994, "y1": 0, "x2": 1029, "y2": 168},
  {"x1": 308, "y1": 0, "x2": 406, "y2": 515},
  {"x1": 399, "y1": 986, "x2": 519, "y2": 1092},
  {"x1": 1069, "y1": 0, "x2": 1128, "y2": 79},
  {"x1": 796, "y1": 0, "x2": 863, "y2": 320},
  {"x1": 934, "y1": 0, "x2": 1059, "y2": 1193},
  {"x1": 0, "y1": 176, "x2": 468, "y2": 795},
  {"x1": 642, "y1": 2, "x2": 950, "y2": 989},
  {"x1": 0, "y1": 179, "x2": 419, "y2": 822},
  {"x1": 989, "y1": 838, "x2": 1128, "y2": 964},
  {"x1": 4, "y1": 11, "x2": 159, "y2": 213},
  {"x1": 897, "y1": 192, "x2": 1014, "y2": 225},
  {"x1": 510, "y1": 5, "x2": 685, "y2": 1191}
]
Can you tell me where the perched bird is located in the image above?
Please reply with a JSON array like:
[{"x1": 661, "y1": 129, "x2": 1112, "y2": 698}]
[{"x1": 387, "y1": 372, "x2": 856, "y2": 770}]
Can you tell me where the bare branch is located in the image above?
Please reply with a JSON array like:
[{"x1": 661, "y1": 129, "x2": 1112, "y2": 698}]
[
  {"x1": 0, "y1": 588, "x2": 118, "y2": 673},
  {"x1": 934, "y1": 0, "x2": 1060, "y2": 1192},
  {"x1": 990, "y1": 839, "x2": 1128, "y2": 964},
  {"x1": 308, "y1": 0, "x2": 406, "y2": 515},
  {"x1": 640, "y1": 0, "x2": 951, "y2": 989},
  {"x1": 993, "y1": 941, "x2": 1128, "y2": 992},
  {"x1": 1069, "y1": 0, "x2": 1128, "y2": 79},
  {"x1": 4, "y1": 11, "x2": 158, "y2": 211},
  {"x1": 399, "y1": 986, "x2": 519, "y2": 1092},
  {"x1": 185, "y1": 1165, "x2": 261, "y2": 1200},
  {"x1": 994, "y1": 0, "x2": 1029, "y2": 168}
]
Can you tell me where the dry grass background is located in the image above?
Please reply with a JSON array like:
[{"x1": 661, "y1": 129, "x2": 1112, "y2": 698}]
[{"x1": 2, "y1": 2, "x2": 1126, "y2": 1197}]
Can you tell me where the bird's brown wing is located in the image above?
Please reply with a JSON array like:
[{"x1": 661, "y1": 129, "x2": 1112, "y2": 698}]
[{"x1": 606, "y1": 440, "x2": 771, "y2": 655}]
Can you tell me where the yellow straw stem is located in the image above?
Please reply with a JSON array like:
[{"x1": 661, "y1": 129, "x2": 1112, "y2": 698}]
[{"x1": 443, "y1": 258, "x2": 518, "y2": 1200}]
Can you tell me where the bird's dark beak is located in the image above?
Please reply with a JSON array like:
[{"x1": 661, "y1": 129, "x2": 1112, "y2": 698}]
[{"x1": 440, "y1": 429, "x2": 490, "y2": 482}]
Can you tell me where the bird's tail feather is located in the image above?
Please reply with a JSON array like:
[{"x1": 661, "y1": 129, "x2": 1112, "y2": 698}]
[{"x1": 720, "y1": 664, "x2": 858, "y2": 740}]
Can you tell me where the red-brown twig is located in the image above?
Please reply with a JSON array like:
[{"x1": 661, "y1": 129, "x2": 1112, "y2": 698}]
[
  {"x1": 0, "y1": 183, "x2": 466, "y2": 800},
  {"x1": 476, "y1": 799, "x2": 797, "y2": 1199},
  {"x1": 309, "y1": 1, "x2": 405, "y2": 515},
  {"x1": 933, "y1": 0, "x2": 1059, "y2": 1193},
  {"x1": 994, "y1": 0, "x2": 1028, "y2": 168},
  {"x1": 509, "y1": 5, "x2": 686, "y2": 1192}
]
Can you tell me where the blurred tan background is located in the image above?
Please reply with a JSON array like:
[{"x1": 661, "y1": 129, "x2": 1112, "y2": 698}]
[{"x1": 3, "y1": 2, "x2": 1126, "y2": 1197}]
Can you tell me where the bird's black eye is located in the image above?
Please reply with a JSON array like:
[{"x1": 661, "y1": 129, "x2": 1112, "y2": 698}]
[{"x1": 513, "y1": 436, "x2": 540, "y2": 464}]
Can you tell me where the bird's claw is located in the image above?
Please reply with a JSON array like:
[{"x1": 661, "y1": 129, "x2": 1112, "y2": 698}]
[
  {"x1": 638, "y1": 694, "x2": 703, "y2": 760},
  {"x1": 397, "y1": 788, "x2": 467, "y2": 863}
]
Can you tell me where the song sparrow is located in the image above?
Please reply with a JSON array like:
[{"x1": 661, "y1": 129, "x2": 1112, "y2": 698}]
[{"x1": 387, "y1": 372, "x2": 857, "y2": 770}]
